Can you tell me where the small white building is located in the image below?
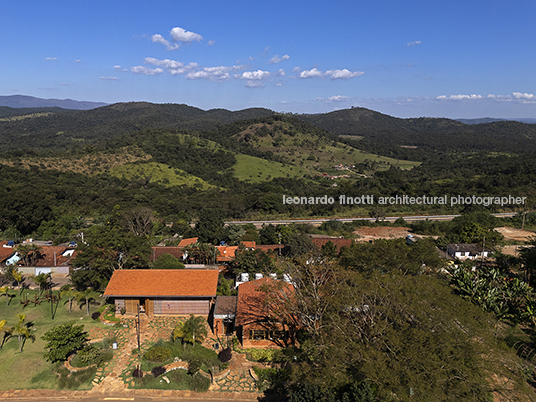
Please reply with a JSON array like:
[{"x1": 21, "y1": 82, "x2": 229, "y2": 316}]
[{"x1": 447, "y1": 244, "x2": 492, "y2": 260}]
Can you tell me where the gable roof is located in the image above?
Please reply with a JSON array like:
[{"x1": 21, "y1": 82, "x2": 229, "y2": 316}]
[
  {"x1": 0, "y1": 246, "x2": 16, "y2": 263},
  {"x1": 216, "y1": 245, "x2": 238, "y2": 262},
  {"x1": 103, "y1": 269, "x2": 219, "y2": 298},
  {"x1": 178, "y1": 237, "x2": 198, "y2": 248},
  {"x1": 214, "y1": 295, "x2": 238, "y2": 317}
]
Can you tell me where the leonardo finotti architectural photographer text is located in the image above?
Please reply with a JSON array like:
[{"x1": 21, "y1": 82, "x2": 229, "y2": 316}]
[{"x1": 282, "y1": 194, "x2": 527, "y2": 207}]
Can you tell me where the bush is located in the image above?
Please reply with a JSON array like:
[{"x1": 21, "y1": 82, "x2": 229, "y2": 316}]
[
  {"x1": 188, "y1": 359, "x2": 201, "y2": 375},
  {"x1": 151, "y1": 366, "x2": 167, "y2": 377},
  {"x1": 91, "y1": 311, "x2": 101, "y2": 320},
  {"x1": 218, "y1": 347, "x2": 232, "y2": 362},
  {"x1": 188, "y1": 372, "x2": 211, "y2": 392},
  {"x1": 78, "y1": 344, "x2": 101, "y2": 363},
  {"x1": 144, "y1": 346, "x2": 172, "y2": 362},
  {"x1": 132, "y1": 367, "x2": 144, "y2": 378}
]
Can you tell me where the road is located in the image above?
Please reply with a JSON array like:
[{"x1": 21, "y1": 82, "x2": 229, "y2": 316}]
[
  {"x1": 225, "y1": 212, "x2": 518, "y2": 228},
  {"x1": 7, "y1": 396, "x2": 260, "y2": 402}
]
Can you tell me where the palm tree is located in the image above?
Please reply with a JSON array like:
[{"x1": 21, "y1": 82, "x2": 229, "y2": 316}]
[
  {"x1": 77, "y1": 289, "x2": 101, "y2": 316},
  {"x1": 173, "y1": 315, "x2": 208, "y2": 344},
  {"x1": 60, "y1": 286, "x2": 78, "y2": 313},
  {"x1": 11, "y1": 314, "x2": 35, "y2": 353},
  {"x1": 33, "y1": 272, "x2": 51, "y2": 296}
]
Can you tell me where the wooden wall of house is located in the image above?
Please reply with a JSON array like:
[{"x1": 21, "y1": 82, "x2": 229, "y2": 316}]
[{"x1": 125, "y1": 298, "x2": 140, "y2": 315}]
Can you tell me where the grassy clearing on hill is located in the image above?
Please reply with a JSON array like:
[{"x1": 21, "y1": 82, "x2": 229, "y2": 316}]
[
  {"x1": 109, "y1": 161, "x2": 219, "y2": 190},
  {"x1": 232, "y1": 154, "x2": 309, "y2": 183},
  {"x1": 234, "y1": 121, "x2": 420, "y2": 174},
  {"x1": 0, "y1": 289, "x2": 104, "y2": 390}
]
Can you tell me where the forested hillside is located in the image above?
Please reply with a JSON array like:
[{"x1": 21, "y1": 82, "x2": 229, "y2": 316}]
[{"x1": 0, "y1": 102, "x2": 534, "y2": 240}]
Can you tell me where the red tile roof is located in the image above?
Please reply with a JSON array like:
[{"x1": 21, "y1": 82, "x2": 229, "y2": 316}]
[
  {"x1": 178, "y1": 237, "x2": 198, "y2": 248},
  {"x1": 0, "y1": 246, "x2": 16, "y2": 263},
  {"x1": 216, "y1": 246, "x2": 238, "y2": 262},
  {"x1": 240, "y1": 241, "x2": 256, "y2": 249},
  {"x1": 150, "y1": 247, "x2": 184, "y2": 262},
  {"x1": 103, "y1": 269, "x2": 219, "y2": 298},
  {"x1": 236, "y1": 277, "x2": 293, "y2": 326}
]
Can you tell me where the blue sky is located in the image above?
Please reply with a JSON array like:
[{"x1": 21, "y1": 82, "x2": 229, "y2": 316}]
[{"x1": 1, "y1": 0, "x2": 534, "y2": 118}]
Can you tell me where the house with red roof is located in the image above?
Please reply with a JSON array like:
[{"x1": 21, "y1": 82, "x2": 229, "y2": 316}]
[
  {"x1": 103, "y1": 269, "x2": 219, "y2": 316},
  {"x1": 235, "y1": 276, "x2": 298, "y2": 348}
]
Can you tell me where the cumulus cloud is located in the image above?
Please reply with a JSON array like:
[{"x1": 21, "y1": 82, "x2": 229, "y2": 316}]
[
  {"x1": 170, "y1": 27, "x2": 203, "y2": 43},
  {"x1": 437, "y1": 94, "x2": 483, "y2": 100},
  {"x1": 299, "y1": 68, "x2": 364, "y2": 79},
  {"x1": 100, "y1": 76, "x2": 119, "y2": 80},
  {"x1": 151, "y1": 34, "x2": 179, "y2": 50},
  {"x1": 235, "y1": 70, "x2": 271, "y2": 80},
  {"x1": 436, "y1": 92, "x2": 536, "y2": 104},
  {"x1": 407, "y1": 40, "x2": 422, "y2": 46},
  {"x1": 326, "y1": 69, "x2": 364, "y2": 79},
  {"x1": 513, "y1": 92, "x2": 535, "y2": 102},
  {"x1": 186, "y1": 66, "x2": 238, "y2": 82},
  {"x1": 269, "y1": 54, "x2": 290, "y2": 64},
  {"x1": 130, "y1": 66, "x2": 164, "y2": 75},
  {"x1": 299, "y1": 68, "x2": 324, "y2": 78}
]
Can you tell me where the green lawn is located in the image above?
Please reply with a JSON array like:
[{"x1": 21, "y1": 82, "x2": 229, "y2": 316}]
[
  {"x1": 109, "y1": 161, "x2": 219, "y2": 190},
  {"x1": 232, "y1": 154, "x2": 309, "y2": 183},
  {"x1": 0, "y1": 288, "x2": 106, "y2": 390}
]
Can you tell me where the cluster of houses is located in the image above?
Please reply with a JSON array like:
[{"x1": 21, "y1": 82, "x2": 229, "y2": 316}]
[{"x1": 1, "y1": 234, "x2": 493, "y2": 348}]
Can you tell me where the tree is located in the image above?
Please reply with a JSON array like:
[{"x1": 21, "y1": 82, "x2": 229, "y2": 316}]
[
  {"x1": 42, "y1": 322, "x2": 89, "y2": 362},
  {"x1": 172, "y1": 315, "x2": 208, "y2": 344},
  {"x1": 70, "y1": 224, "x2": 151, "y2": 290},
  {"x1": 194, "y1": 208, "x2": 225, "y2": 244},
  {"x1": 15, "y1": 244, "x2": 43, "y2": 266},
  {"x1": 33, "y1": 272, "x2": 51, "y2": 295},
  {"x1": 11, "y1": 314, "x2": 35, "y2": 353},
  {"x1": 121, "y1": 207, "x2": 154, "y2": 237},
  {"x1": 60, "y1": 285, "x2": 78, "y2": 313},
  {"x1": 77, "y1": 289, "x2": 101, "y2": 316},
  {"x1": 151, "y1": 254, "x2": 185, "y2": 269}
]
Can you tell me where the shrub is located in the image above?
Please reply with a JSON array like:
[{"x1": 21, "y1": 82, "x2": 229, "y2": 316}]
[
  {"x1": 132, "y1": 367, "x2": 144, "y2": 378},
  {"x1": 151, "y1": 366, "x2": 167, "y2": 377},
  {"x1": 78, "y1": 344, "x2": 101, "y2": 363},
  {"x1": 91, "y1": 311, "x2": 101, "y2": 320},
  {"x1": 188, "y1": 372, "x2": 211, "y2": 392},
  {"x1": 218, "y1": 347, "x2": 232, "y2": 362},
  {"x1": 144, "y1": 346, "x2": 172, "y2": 362},
  {"x1": 120, "y1": 307, "x2": 126, "y2": 315},
  {"x1": 188, "y1": 359, "x2": 201, "y2": 375}
]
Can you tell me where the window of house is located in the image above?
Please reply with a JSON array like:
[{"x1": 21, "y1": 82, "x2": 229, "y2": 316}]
[{"x1": 250, "y1": 329, "x2": 268, "y2": 340}]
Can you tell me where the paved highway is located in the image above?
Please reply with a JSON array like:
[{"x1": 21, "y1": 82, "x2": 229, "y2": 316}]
[{"x1": 225, "y1": 212, "x2": 518, "y2": 228}]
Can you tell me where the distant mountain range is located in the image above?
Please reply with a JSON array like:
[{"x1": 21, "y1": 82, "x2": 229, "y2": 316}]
[
  {"x1": 0, "y1": 95, "x2": 107, "y2": 110},
  {"x1": 456, "y1": 117, "x2": 536, "y2": 125}
]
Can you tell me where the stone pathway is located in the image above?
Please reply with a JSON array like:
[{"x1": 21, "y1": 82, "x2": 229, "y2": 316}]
[{"x1": 84, "y1": 314, "x2": 266, "y2": 395}]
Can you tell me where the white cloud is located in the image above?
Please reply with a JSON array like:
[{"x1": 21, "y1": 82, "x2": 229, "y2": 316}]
[
  {"x1": 151, "y1": 34, "x2": 179, "y2": 50},
  {"x1": 130, "y1": 66, "x2": 164, "y2": 75},
  {"x1": 144, "y1": 57, "x2": 198, "y2": 74},
  {"x1": 186, "y1": 66, "x2": 236, "y2": 82},
  {"x1": 437, "y1": 94, "x2": 483, "y2": 100},
  {"x1": 299, "y1": 68, "x2": 364, "y2": 79},
  {"x1": 208, "y1": 40, "x2": 216, "y2": 46},
  {"x1": 45, "y1": 57, "x2": 57, "y2": 60},
  {"x1": 170, "y1": 27, "x2": 203, "y2": 43},
  {"x1": 269, "y1": 54, "x2": 290, "y2": 64},
  {"x1": 113, "y1": 65, "x2": 122, "y2": 69},
  {"x1": 292, "y1": 67, "x2": 301, "y2": 72},
  {"x1": 100, "y1": 76, "x2": 119, "y2": 80},
  {"x1": 407, "y1": 40, "x2": 422, "y2": 46},
  {"x1": 276, "y1": 69, "x2": 285, "y2": 77},
  {"x1": 75, "y1": 59, "x2": 81, "y2": 63},
  {"x1": 246, "y1": 81, "x2": 265, "y2": 88},
  {"x1": 513, "y1": 92, "x2": 535, "y2": 102},
  {"x1": 236, "y1": 70, "x2": 271, "y2": 80},
  {"x1": 299, "y1": 68, "x2": 324, "y2": 78},
  {"x1": 318, "y1": 95, "x2": 351, "y2": 103},
  {"x1": 326, "y1": 69, "x2": 364, "y2": 79}
]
